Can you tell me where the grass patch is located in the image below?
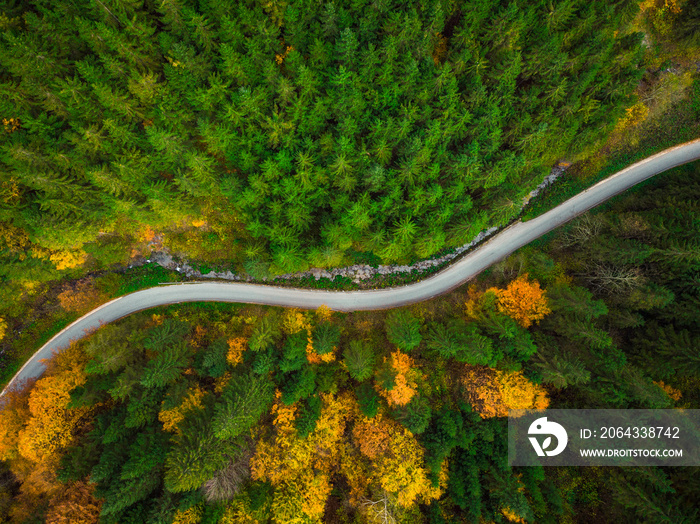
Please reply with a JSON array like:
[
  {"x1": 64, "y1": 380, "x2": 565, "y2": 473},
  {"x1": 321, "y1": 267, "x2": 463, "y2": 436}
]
[
  {"x1": 116, "y1": 263, "x2": 185, "y2": 295},
  {"x1": 0, "y1": 313, "x2": 78, "y2": 391}
]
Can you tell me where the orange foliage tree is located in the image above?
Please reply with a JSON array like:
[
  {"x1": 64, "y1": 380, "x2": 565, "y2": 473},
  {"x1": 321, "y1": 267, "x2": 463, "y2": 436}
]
[
  {"x1": 16, "y1": 344, "x2": 94, "y2": 464},
  {"x1": 57, "y1": 279, "x2": 108, "y2": 314},
  {"x1": 0, "y1": 379, "x2": 35, "y2": 462},
  {"x1": 654, "y1": 380, "x2": 682, "y2": 401},
  {"x1": 45, "y1": 480, "x2": 102, "y2": 524},
  {"x1": 487, "y1": 273, "x2": 551, "y2": 328},
  {"x1": 459, "y1": 366, "x2": 504, "y2": 419},
  {"x1": 0, "y1": 344, "x2": 96, "y2": 521},
  {"x1": 376, "y1": 350, "x2": 419, "y2": 407}
]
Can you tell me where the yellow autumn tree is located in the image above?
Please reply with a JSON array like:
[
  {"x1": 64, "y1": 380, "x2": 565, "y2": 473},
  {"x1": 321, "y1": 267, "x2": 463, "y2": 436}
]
[
  {"x1": 0, "y1": 221, "x2": 29, "y2": 253},
  {"x1": 281, "y1": 308, "x2": 311, "y2": 334},
  {"x1": 250, "y1": 390, "x2": 352, "y2": 522},
  {"x1": 640, "y1": 0, "x2": 683, "y2": 14},
  {"x1": 615, "y1": 102, "x2": 649, "y2": 131},
  {"x1": 158, "y1": 386, "x2": 205, "y2": 434},
  {"x1": 0, "y1": 316, "x2": 7, "y2": 341},
  {"x1": 315, "y1": 304, "x2": 333, "y2": 322},
  {"x1": 172, "y1": 504, "x2": 203, "y2": 524},
  {"x1": 226, "y1": 337, "x2": 247, "y2": 366},
  {"x1": 49, "y1": 249, "x2": 88, "y2": 270},
  {"x1": 488, "y1": 273, "x2": 551, "y2": 328},
  {"x1": 220, "y1": 491, "x2": 269, "y2": 524},
  {"x1": 497, "y1": 370, "x2": 550, "y2": 412},
  {"x1": 501, "y1": 506, "x2": 527, "y2": 523},
  {"x1": 351, "y1": 414, "x2": 444, "y2": 507},
  {"x1": 460, "y1": 366, "x2": 549, "y2": 418}
]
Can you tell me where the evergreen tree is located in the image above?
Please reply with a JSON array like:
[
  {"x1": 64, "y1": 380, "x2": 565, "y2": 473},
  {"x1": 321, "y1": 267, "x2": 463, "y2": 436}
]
[
  {"x1": 343, "y1": 339, "x2": 376, "y2": 381},
  {"x1": 212, "y1": 371, "x2": 275, "y2": 440},
  {"x1": 140, "y1": 340, "x2": 189, "y2": 388},
  {"x1": 312, "y1": 320, "x2": 340, "y2": 355},
  {"x1": 249, "y1": 315, "x2": 282, "y2": 352},
  {"x1": 355, "y1": 382, "x2": 380, "y2": 419},
  {"x1": 294, "y1": 394, "x2": 322, "y2": 438},
  {"x1": 385, "y1": 309, "x2": 422, "y2": 352}
]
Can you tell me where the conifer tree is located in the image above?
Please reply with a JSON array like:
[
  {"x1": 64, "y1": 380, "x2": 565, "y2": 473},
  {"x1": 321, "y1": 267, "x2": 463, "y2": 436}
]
[{"x1": 212, "y1": 371, "x2": 275, "y2": 440}]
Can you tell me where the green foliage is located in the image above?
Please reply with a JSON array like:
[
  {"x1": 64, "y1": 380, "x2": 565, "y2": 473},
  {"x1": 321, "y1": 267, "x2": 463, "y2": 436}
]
[
  {"x1": 533, "y1": 352, "x2": 591, "y2": 389},
  {"x1": 294, "y1": 394, "x2": 322, "y2": 438},
  {"x1": 280, "y1": 366, "x2": 317, "y2": 406},
  {"x1": 355, "y1": 382, "x2": 380, "y2": 419},
  {"x1": 100, "y1": 469, "x2": 162, "y2": 517},
  {"x1": 279, "y1": 330, "x2": 308, "y2": 373},
  {"x1": 125, "y1": 386, "x2": 164, "y2": 428},
  {"x1": 120, "y1": 425, "x2": 171, "y2": 480},
  {"x1": 385, "y1": 310, "x2": 422, "y2": 352},
  {"x1": 4, "y1": 160, "x2": 700, "y2": 522},
  {"x1": 164, "y1": 409, "x2": 239, "y2": 493},
  {"x1": 140, "y1": 340, "x2": 189, "y2": 387},
  {"x1": 198, "y1": 339, "x2": 228, "y2": 378},
  {"x1": 391, "y1": 395, "x2": 431, "y2": 435},
  {"x1": 56, "y1": 436, "x2": 101, "y2": 482},
  {"x1": 0, "y1": 0, "x2": 647, "y2": 286},
  {"x1": 249, "y1": 315, "x2": 282, "y2": 352},
  {"x1": 84, "y1": 320, "x2": 144, "y2": 375},
  {"x1": 143, "y1": 320, "x2": 189, "y2": 352},
  {"x1": 374, "y1": 360, "x2": 398, "y2": 392},
  {"x1": 212, "y1": 371, "x2": 275, "y2": 440},
  {"x1": 312, "y1": 321, "x2": 340, "y2": 355},
  {"x1": 426, "y1": 320, "x2": 494, "y2": 366},
  {"x1": 343, "y1": 339, "x2": 376, "y2": 381},
  {"x1": 253, "y1": 347, "x2": 277, "y2": 376}
]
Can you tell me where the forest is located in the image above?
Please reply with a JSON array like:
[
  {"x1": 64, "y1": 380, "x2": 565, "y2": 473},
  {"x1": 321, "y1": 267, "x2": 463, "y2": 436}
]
[
  {"x1": 1, "y1": 0, "x2": 699, "y2": 522},
  {"x1": 0, "y1": 0, "x2": 649, "y2": 282},
  {"x1": 0, "y1": 162, "x2": 697, "y2": 523}
]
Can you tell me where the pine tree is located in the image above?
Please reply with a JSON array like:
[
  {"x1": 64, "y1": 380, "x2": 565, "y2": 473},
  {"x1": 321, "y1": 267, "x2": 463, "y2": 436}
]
[
  {"x1": 140, "y1": 340, "x2": 189, "y2": 388},
  {"x1": 385, "y1": 310, "x2": 422, "y2": 352},
  {"x1": 343, "y1": 340, "x2": 376, "y2": 381},
  {"x1": 312, "y1": 321, "x2": 340, "y2": 355},
  {"x1": 249, "y1": 315, "x2": 282, "y2": 352},
  {"x1": 164, "y1": 409, "x2": 241, "y2": 493},
  {"x1": 212, "y1": 371, "x2": 275, "y2": 440}
]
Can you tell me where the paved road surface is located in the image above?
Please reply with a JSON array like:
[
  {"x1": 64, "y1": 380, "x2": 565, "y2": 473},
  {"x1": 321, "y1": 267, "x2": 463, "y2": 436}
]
[{"x1": 3, "y1": 139, "x2": 700, "y2": 397}]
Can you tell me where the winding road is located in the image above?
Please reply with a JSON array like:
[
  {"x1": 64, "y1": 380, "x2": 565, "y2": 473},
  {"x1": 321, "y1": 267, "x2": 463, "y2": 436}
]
[{"x1": 2, "y1": 139, "x2": 700, "y2": 398}]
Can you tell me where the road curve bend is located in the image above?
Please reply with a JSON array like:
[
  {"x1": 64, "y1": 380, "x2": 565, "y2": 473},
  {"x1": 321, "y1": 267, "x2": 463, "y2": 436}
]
[{"x1": 3, "y1": 139, "x2": 700, "y2": 397}]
